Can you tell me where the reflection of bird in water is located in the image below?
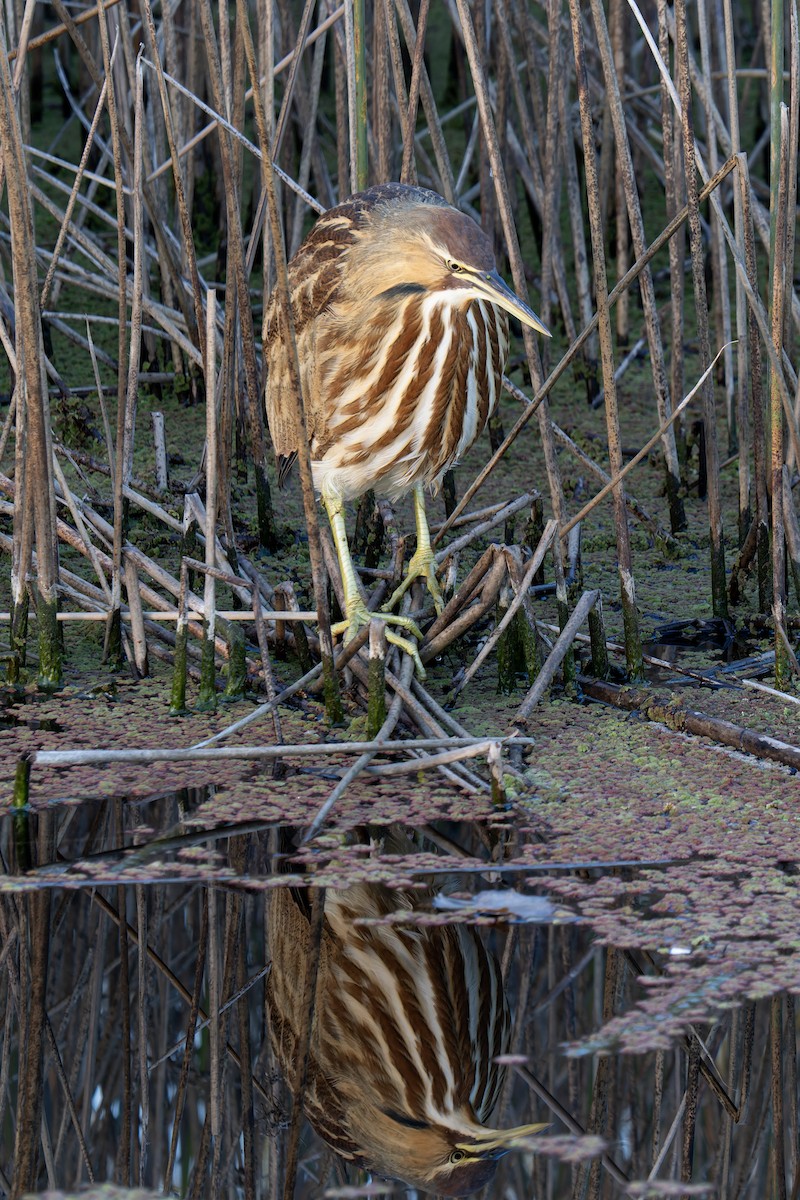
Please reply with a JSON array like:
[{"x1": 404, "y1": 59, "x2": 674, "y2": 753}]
[
  {"x1": 266, "y1": 881, "x2": 546, "y2": 1196},
  {"x1": 264, "y1": 184, "x2": 549, "y2": 667}
]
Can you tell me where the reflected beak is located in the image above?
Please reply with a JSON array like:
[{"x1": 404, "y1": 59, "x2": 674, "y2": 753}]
[
  {"x1": 469, "y1": 269, "x2": 551, "y2": 337},
  {"x1": 456, "y1": 1121, "x2": 550, "y2": 1158}
]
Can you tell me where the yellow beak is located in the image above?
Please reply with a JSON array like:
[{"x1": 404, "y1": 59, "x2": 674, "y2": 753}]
[
  {"x1": 468, "y1": 269, "x2": 551, "y2": 337},
  {"x1": 457, "y1": 1121, "x2": 550, "y2": 1157}
]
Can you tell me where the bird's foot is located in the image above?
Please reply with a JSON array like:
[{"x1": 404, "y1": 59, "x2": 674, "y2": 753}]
[
  {"x1": 383, "y1": 546, "x2": 445, "y2": 616},
  {"x1": 331, "y1": 600, "x2": 426, "y2": 678}
]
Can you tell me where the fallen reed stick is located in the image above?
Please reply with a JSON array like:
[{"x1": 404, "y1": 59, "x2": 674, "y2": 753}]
[
  {"x1": 0, "y1": 610, "x2": 318, "y2": 623},
  {"x1": 578, "y1": 678, "x2": 800, "y2": 772},
  {"x1": 434, "y1": 492, "x2": 536, "y2": 562},
  {"x1": 31, "y1": 735, "x2": 536, "y2": 770},
  {"x1": 362, "y1": 740, "x2": 502, "y2": 776}
]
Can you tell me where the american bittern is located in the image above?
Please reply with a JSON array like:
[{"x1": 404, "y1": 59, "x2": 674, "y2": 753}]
[
  {"x1": 266, "y1": 881, "x2": 547, "y2": 1196},
  {"x1": 265, "y1": 184, "x2": 550, "y2": 665}
]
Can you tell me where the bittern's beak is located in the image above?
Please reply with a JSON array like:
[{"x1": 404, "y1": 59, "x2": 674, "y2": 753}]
[
  {"x1": 469, "y1": 268, "x2": 551, "y2": 337},
  {"x1": 456, "y1": 1121, "x2": 550, "y2": 1159}
]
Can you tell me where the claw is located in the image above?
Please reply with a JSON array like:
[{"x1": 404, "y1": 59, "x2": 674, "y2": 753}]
[
  {"x1": 322, "y1": 488, "x2": 426, "y2": 676},
  {"x1": 383, "y1": 482, "x2": 444, "y2": 616},
  {"x1": 383, "y1": 546, "x2": 444, "y2": 615},
  {"x1": 332, "y1": 598, "x2": 425, "y2": 676}
]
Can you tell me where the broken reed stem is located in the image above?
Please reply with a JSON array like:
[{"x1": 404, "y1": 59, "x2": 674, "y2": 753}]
[
  {"x1": 151, "y1": 412, "x2": 168, "y2": 493},
  {"x1": 737, "y1": 155, "x2": 771, "y2": 610},
  {"x1": 98, "y1": 0, "x2": 130, "y2": 674},
  {"x1": 0, "y1": 20, "x2": 61, "y2": 689},
  {"x1": 587, "y1": 597, "x2": 610, "y2": 680},
  {"x1": 28, "y1": 734, "x2": 534, "y2": 768},
  {"x1": 170, "y1": 501, "x2": 194, "y2": 714},
  {"x1": 434, "y1": 492, "x2": 535, "y2": 563},
  {"x1": 452, "y1": 0, "x2": 568, "y2": 541},
  {"x1": 514, "y1": 590, "x2": 601, "y2": 724},
  {"x1": 588, "y1": 0, "x2": 685, "y2": 534},
  {"x1": 367, "y1": 619, "x2": 388, "y2": 738},
  {"x1": 124, "y1": 557, "x2": 149, "y2": 677}
]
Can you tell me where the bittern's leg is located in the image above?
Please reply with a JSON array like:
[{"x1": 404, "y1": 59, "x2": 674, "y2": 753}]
[
  {"x1": 383, "y1": 483, "x2": 445, "y2": 615},
  {"x1": 322, "y1": 491, "x2": 426, "y2": 675}
]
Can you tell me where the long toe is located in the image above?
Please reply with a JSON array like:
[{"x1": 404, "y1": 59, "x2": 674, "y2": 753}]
[{"x1": 384, "y1": 549, "x2": 443, "y2": 614}]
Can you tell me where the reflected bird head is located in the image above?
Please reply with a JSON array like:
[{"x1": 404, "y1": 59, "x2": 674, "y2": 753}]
[{"x1": 348, "y1": 1106, "x2": 549, "y2": 1196}]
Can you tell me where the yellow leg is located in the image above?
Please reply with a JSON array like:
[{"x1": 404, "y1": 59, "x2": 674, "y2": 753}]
[
  {"x1": 323, "y1": 492, "x2": 426, "y2": 676},
  {"x1": 383, "y1": 483, "x2": 445, "y2": 615}
]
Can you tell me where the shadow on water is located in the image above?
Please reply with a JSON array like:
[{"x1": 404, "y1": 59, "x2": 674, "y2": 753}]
[{"x1": 1, "y1": 797, "x2": 798, "y2": 1199}]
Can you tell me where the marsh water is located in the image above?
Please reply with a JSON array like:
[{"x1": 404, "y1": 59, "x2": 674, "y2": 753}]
[{"x1": 1, "y1": 734, "x2": 798, "y2": 1199}]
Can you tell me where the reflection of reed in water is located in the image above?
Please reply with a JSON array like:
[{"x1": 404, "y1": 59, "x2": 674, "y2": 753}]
[{"x1": 266, "y1": 880, "x2": 546, "y2": 1196}]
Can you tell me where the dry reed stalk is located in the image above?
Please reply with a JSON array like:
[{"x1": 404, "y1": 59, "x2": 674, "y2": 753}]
[
  {"x1": 199, "y1": 0, "x2": 275, "y2": 554},
  {"x1": 588, "y1": 0, "x2": 686, "y2": 534},
  {"x1": 675, "y1": 0, "x2": 729, "y2": 622},
  {"x1": 560, "y1": 348, "x2": 730, "y2": 541},
  {"x1": 399, "y1": 0, "x2": 428, "y2": 185},
  {"x1": 151, "y1": 412, "x2": 168, "y2": 493},
  {"x1": 124, "y1": 557, "x2": 149, "y2": 676},
  {"x1": 393, "y1": 0, "x2": 456, "y2": 200},
  {"x1": 720, "y1": 0, "x2": 753, "y2": 546},
  {"x1": 770, "y1": 105, "x2": 792, "y2": 687},
  {"x1": 421, "y1": 551, "x2": 508, "y2": 663},
  {"x1": 568, "y1": 0, "x2": 642, "y2": 679},
  {"x1": 367, "y1": 618, "x2": 388, "y2": 738},
  {"x1": 513, "y1": 590, "x2": 601, "y2": 725},
  {"x1": 39, "y1": 70, "x2": 111, "y2": 311},
  {"x1": 546, "y1": 416, "x2": 667, "y2": 544},
  {"x1": 434, "y1": 492, "x2": 536, "y2": 563},
  {"x1": 236, "y1": 0, "x2": 342, "y2": 722},
  {"x1": 697, "y1": 0, "x2": 736, "y2": 453},
  {"x1": 142, "y1": 0, "x2": 206, "y2": 359},
  {"x1": 30, "y1": 735, "x2": 532, "y2": 768},
  {"x1": 737, "y1": 155, "x2": 771, "y2": 609},
  {"x1": 51, "y1": 451, "x2": 112, "y2": 606},
  {"x1": 198, "y1": 291, "x2": 218, "y2": 710},
  {"x1": 782, "y1": 467, "x2": 800, "y2": 606},
  {"x1": 0, "y1": 22, "x2": 61, "y2": 688}
]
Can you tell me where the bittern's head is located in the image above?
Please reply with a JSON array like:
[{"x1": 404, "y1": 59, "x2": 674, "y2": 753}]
[
  {"x1": 349, "y1": 1104, "x2": 548, "y2": 1196},
  {"x1": 350, "y1": 191, "x2": 551, "y2": 338}
]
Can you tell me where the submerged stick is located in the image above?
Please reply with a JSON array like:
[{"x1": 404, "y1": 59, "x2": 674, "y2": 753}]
[{"x1": 579, "y1": 678, "x2": 800, "y2": 772}]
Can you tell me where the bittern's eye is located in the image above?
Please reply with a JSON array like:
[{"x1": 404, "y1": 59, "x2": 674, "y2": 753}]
[
  {"x1": 447, "y1": 260, "x2": 464, "y2": 273},
  {"x1": 450, "y1": 1149, "x2": 467, "y2": 1164}
]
